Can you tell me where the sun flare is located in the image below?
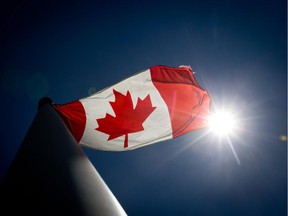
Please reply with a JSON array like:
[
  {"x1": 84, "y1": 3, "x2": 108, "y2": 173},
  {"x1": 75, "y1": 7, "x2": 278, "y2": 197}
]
[{"x1": 208, "y1": 111, "x2": 236, "y2": 136}]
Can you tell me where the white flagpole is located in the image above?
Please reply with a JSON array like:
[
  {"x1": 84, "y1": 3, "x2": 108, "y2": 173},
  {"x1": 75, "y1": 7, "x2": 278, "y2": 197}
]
[{"x1": 1, "y1": 98, "x2": 127, "y2": 216}]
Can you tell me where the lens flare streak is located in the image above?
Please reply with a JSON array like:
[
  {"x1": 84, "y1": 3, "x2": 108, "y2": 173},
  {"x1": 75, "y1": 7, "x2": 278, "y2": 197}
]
[{"x1": 227, "y1": 136, "x2": 241, "y2": 166}]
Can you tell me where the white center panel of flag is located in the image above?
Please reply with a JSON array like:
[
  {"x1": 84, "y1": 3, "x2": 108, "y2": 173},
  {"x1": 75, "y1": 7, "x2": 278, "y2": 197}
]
[{"x1": 79, "y1": 69, "x2": 173, "y2": 151}]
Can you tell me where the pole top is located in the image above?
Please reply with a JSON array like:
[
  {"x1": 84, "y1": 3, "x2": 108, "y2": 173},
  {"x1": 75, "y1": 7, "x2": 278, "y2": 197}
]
[{"x1": 38, "y1": 97, "x2": 54, "y2": 110}]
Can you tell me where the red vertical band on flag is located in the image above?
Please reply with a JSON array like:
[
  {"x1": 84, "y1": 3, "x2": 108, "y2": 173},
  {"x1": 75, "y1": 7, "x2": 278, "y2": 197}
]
[
  {"x1": 150, "y1": 65, "x2": 210, "y2": 138},
  {"x1": 54, "y1": 101, "x2": 86, "y2": 143}
]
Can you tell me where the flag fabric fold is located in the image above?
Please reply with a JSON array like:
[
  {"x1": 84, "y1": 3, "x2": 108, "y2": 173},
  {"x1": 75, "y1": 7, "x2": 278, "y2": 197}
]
[{"x1": 54, "y1": 65, "x2": 211, "y2": 151}]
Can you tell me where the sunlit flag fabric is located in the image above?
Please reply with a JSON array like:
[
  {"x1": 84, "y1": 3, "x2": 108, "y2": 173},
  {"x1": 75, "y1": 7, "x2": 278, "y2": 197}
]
[{"x1": 54, "y1": 65, "x2": 211, "y2": 151}]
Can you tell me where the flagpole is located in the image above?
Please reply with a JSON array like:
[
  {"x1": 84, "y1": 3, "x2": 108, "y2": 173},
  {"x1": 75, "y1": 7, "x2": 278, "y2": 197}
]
[{"x1": 1, "y1": 98, "x2": 127, "y2": 216}]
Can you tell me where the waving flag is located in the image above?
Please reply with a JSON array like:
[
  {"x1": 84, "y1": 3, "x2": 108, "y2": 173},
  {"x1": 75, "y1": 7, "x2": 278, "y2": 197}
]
[{"x1": 54, "y1": 65, "x2": 211, "y2": 151}]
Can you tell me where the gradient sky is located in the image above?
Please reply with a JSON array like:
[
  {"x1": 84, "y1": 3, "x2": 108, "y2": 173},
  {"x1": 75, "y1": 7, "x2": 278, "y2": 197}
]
[{"x1": 1, "y1": 0, "x2": 287, "y2": 215}]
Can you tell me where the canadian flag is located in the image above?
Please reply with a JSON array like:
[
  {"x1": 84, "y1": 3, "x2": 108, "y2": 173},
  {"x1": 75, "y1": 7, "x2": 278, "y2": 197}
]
[{"x1": 54, "y1": 65, "x2": 211, "y2": 151}]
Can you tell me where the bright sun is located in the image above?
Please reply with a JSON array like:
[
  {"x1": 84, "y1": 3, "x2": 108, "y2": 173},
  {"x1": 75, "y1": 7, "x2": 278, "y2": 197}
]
[
  {"x1": 208, "y1": 111, "x2": 236, "y2": 136},
  {"x1": 207, "y1": 109, "x2": 241, "y2": 165}
]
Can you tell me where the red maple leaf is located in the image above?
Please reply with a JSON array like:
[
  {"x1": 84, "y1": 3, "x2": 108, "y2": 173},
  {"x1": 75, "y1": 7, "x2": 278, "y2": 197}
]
[{"x1": 96, "y1": 89, "x2": 156, "y2": 148}]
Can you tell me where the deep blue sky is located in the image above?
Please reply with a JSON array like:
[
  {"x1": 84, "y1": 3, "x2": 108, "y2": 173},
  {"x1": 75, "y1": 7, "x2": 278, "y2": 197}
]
[{"x1": 1, "y1": 0, "x2": 287, "y2": 215}]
